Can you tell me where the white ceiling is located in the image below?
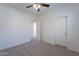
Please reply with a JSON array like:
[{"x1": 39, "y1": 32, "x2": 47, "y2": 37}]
[{"x1": 4, "y1": 3, "x2": 67, "y2": 14}]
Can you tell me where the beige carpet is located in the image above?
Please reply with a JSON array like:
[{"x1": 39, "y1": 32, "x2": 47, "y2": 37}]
[{"x1": 0, "y1": 39, "x2": 79, "y2": 56}]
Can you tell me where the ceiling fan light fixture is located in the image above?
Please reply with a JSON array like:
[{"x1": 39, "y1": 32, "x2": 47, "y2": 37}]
[
  {"x1": 26, "y1": 3, "x2": 49, "y2": 12},
  {"x1": 33, "y1": 4, "x2": 41, "y2": 10}
]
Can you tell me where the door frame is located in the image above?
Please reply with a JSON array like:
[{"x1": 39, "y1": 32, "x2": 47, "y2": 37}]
[{"x1": 55, "y1": 16, "x2": 67, "y2": 47}]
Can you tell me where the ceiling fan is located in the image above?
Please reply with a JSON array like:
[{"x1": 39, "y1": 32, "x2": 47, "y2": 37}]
[{"x1": 26, "y1": 3, "x2": 50, "y2": 12}]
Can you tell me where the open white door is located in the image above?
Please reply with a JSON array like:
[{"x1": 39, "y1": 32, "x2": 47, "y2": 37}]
[{"x1": 56, "y1": 16, "x2": 67, "y2": 47}]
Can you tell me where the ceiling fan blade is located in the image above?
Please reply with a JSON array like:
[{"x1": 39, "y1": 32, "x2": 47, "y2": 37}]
[
  {"x1": 41, "y1": 3, "x2": 49, "y2": 7},
  {"x1": 26, "y1": 5, "x2": 33, "y2": 8}
]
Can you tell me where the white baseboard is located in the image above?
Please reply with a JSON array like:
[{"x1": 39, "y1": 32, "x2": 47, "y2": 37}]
[
  {"x1": 41, "y1": 39, "x2": 56, "y2": 45},
  {"x1": 0, "y1": 40, "x2": 31, "y2": 50},
  {"x1": 67, "y1": 47, "x2": 79, "y2": 53}
]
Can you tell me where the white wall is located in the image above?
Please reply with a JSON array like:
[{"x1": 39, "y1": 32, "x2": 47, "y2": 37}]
[
  {"x1": 39, "y1": 13, "x2": 56, "y2": 44},
  {"x1": 39, "y1": 4, "x2": 79, "y2": 52},
  {"x1": 0, "y1": 4, "x2": 36, "y2": 50}
]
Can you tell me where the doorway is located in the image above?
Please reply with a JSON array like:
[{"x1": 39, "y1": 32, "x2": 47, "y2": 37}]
[
  {"x1": 33, "y1": 22, "x2": 37, "y2": 38},
  {"x1": 56, "y1": 16, "x2": 67, "y2": 47}
]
